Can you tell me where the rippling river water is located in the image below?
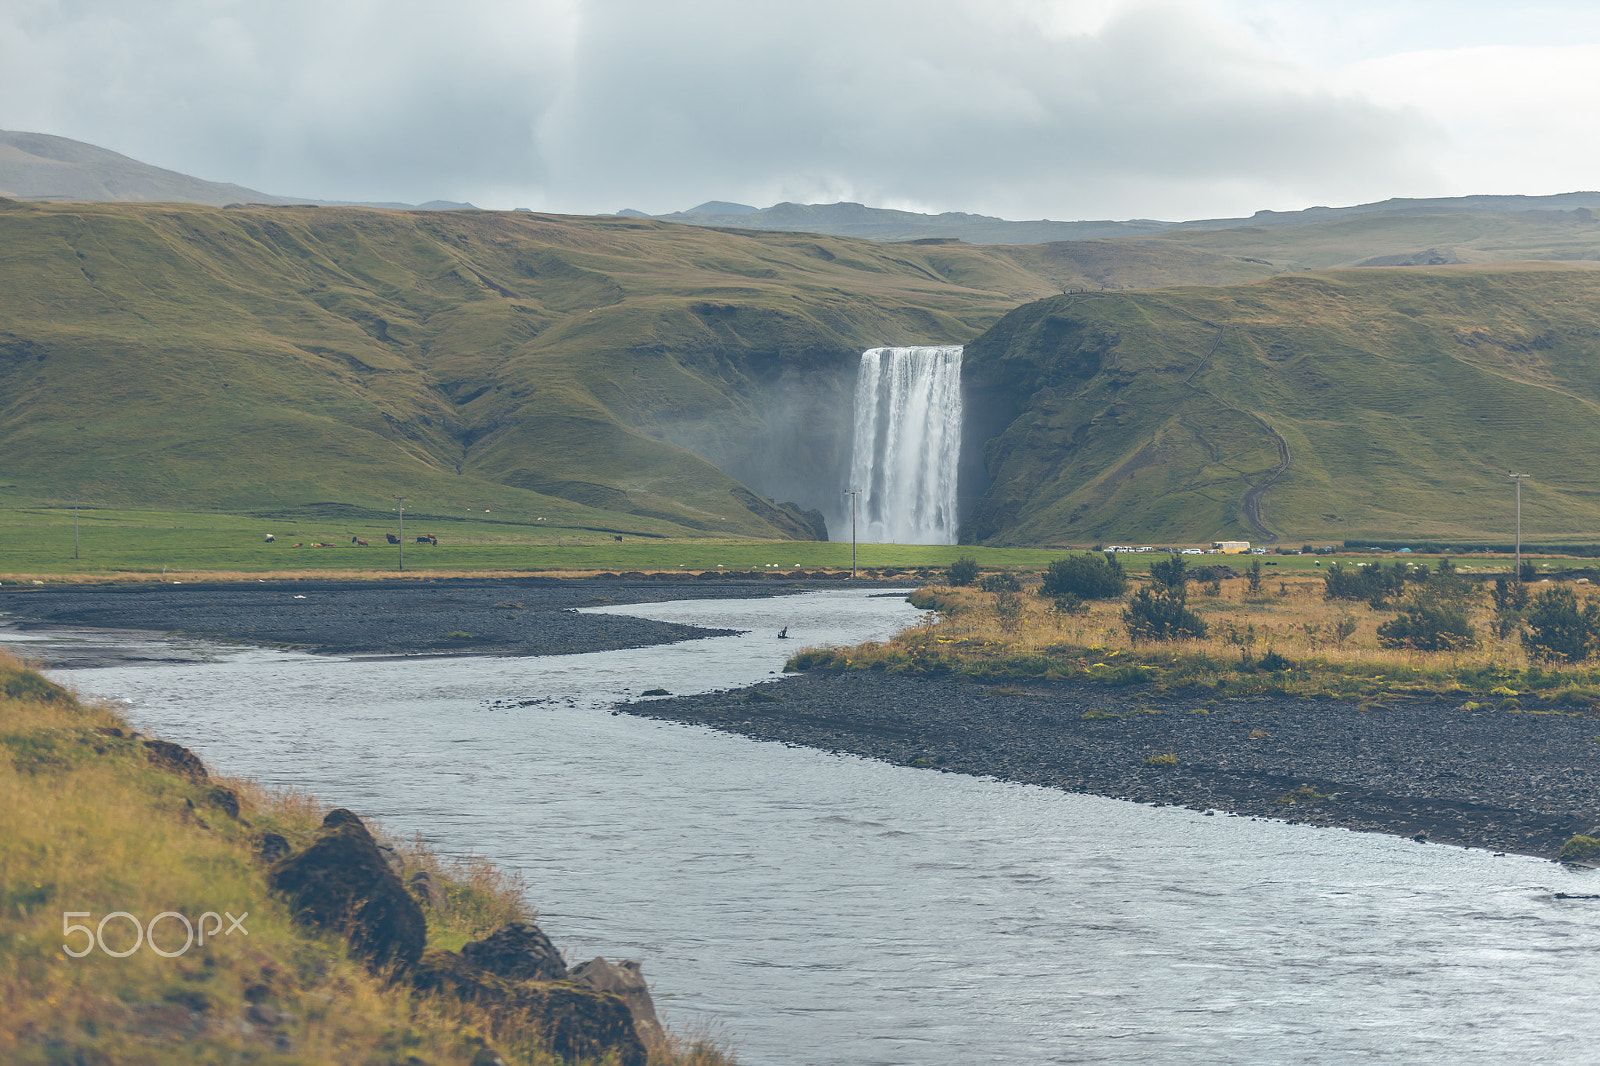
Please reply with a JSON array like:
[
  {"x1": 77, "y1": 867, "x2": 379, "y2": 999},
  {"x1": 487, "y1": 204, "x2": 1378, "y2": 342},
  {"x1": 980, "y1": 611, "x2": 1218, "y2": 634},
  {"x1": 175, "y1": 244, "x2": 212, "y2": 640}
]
[{"x1": 10, "y1": 589, "x2": 1599, "y2": 1065}]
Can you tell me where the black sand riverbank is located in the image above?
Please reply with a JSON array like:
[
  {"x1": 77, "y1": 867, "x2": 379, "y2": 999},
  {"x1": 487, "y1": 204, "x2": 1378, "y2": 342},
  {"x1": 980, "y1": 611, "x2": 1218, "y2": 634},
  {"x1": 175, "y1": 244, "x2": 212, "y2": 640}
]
[
  {"x1": 0, "y1": 576, "x2": 805, "y2": 663},
  {"x1": 624, "y1": 671, "x2": 1600, "y2": 861}
]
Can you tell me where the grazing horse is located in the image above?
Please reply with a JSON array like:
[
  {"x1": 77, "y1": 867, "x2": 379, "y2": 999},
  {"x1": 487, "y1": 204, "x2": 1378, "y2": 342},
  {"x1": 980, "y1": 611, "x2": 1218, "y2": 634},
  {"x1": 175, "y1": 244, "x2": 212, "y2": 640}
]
[
  {"x1": 352, "y1": 537, "x2": 369, "y2": 546},
  {"x1": 613, "y1": 535, "x2": 623, "y2": 542},
  {"x1": 264, "y1": 534, "x2": 275, "y2": 543},
  {"x1": 386, "y1": 533, "x2": 401, "y2": 545},
  {"x1": 416, "y1": 534, "x2": 437, "y2": 545}
]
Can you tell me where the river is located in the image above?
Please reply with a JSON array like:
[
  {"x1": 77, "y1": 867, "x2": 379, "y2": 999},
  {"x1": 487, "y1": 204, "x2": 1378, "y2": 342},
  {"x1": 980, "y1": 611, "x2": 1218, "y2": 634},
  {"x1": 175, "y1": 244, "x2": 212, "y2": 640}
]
[{"x1": 8, "y1": 588, "x2": 1599, "y2": 1065}]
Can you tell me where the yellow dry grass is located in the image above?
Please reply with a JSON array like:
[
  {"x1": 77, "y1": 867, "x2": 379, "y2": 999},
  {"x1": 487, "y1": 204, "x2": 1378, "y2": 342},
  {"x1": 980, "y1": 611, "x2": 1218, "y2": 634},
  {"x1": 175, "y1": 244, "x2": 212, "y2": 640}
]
[
  {"x1": 0, "y1": 649, "x2": 733, "y2": 1065},
  {"x1": 798, "y1": 570, "x2": 1600, "y2": 705}
]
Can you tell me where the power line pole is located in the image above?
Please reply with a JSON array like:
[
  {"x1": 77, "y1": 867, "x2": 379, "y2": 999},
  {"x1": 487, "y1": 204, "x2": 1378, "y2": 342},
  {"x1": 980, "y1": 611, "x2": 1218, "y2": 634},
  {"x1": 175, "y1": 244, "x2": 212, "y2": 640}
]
[
  {"x1": 392, "y1": 495, "x2": 408, "y2": 572},
  {"x1": 844, "y1": 489, "x2": 861, "y2": 579},
  {"x1": 1508, "y1": 473, "x2": 1529, "y2": 581},
  {"x1": 73, "y1": 498, "x2": 79, "y2": 560}
]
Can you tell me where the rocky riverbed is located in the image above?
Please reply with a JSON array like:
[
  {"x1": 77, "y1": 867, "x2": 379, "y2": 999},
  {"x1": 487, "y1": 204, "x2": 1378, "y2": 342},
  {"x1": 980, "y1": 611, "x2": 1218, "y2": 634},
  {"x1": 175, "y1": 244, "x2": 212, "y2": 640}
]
[
  {"x1": 624, "y1": 671, "x2": 1600, "y2": 861},
  {"x1": 0, "y1": 576, "x2": 812, "y2": 663}
]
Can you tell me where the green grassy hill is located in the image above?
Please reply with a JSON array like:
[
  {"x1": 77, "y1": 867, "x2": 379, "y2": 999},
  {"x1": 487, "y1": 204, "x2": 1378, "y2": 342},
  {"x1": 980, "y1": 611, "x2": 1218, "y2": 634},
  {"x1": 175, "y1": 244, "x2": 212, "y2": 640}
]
[
  {"x1": 963, "y1": 264, "x2": 1600, "y2": 546},
  {"x1": 1132, "y1": 208, "x2": 1600, "y2": 271},
  {"x1": 0, "y1": 199, "x2": 1289, "y2": 543}
]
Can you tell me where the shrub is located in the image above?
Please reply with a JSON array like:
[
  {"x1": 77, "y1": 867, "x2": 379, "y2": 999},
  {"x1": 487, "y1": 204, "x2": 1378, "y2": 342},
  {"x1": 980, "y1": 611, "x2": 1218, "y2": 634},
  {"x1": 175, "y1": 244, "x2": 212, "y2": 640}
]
[
  {"x1": 1491, "y1": 576, "x2": 1530, "y2": 639},
  {"x1": 947, "y1": 556, "x2": 979, "y2": 587},
  {"x1": 980, "y1": 572, "x2": 1020, "y2": 593},
  {"x1": 1521, "y1": 585, "x2": 1600, "y2": 663},
  {"x1": 1376, "y1": 605, "x2": 1477, "y2": 651},
  {"x1": 1050, "y1": 594, "x2": 1089, "y2": 617},
  {"x1": 1124, "y1": 585, "x2": 1207, "y2": 643},
  {"x1": 1142, "y1": 752, "x2": 1178, "y2": 767},
  {"x1": 1148, "y1": 553, "x2": 1190, "y2": 590},
  {"x1": 993, "y1": 589, "x2": 1023, "y2": 631},
  {"x1": 1559, "y1": 835, "x2": 1600, "y2": 863},
  {"x1": 1257, "y1": 648, "x2": 1292, "y2": 672},
  {"x1": 1324, "y1": 561, "x2": 1409, "y2": 604},
  {"x1": 1039, "y1": 552, "x2": 1127, "y2": 599}
]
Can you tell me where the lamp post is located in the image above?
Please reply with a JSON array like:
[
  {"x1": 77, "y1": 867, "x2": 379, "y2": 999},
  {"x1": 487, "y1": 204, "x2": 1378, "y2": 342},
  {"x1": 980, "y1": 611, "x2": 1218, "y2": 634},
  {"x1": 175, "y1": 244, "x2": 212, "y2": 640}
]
[
  {"x1": 1508, "y1": 473, "x2": 1529, "y2": 581},
  {"x1": 844, "y1": 489, "x2": 861, "y2": 579},
  {"x1": 392, "y1": 495, "x2": 409, "y2": 572}
]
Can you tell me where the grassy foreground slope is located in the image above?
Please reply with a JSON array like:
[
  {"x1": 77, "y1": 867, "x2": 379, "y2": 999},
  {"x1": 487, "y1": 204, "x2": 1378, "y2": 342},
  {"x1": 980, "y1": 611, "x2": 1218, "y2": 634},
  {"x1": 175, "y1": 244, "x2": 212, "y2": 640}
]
[
  {"x1": 964, "y1": 264, "x2": 1600, "y2": 545},
  {"x1": 0, "y1": 650, "x2": 730, "y2": 1064}
]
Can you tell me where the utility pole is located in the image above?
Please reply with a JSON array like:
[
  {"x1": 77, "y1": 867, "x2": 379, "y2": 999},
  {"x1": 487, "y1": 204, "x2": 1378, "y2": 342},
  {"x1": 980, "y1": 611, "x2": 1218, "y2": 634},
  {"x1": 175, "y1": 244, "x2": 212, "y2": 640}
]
[
  {"x1": 1509, "y1": 473, "x2": 1529, "y2": 581},
  {"x1": 844, "y1": 489, "x2": 861, "y2": 579},
  {"x1": 73, "y1": 498, "x2": 79, "y2": 560},
  {"x1": 392, "y1": 495, "x2": 408, "y2": 572}
]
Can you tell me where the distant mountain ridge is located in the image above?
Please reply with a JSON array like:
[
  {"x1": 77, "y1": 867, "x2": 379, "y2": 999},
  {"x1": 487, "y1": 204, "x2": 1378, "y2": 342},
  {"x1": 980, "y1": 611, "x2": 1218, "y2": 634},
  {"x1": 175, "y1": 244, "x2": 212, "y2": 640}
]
[
  {"x1": 0, "y1": 130, "x2": 476, "y2": 211},
  {"x1": 635, "y1": 192, "x2": 1600, "y2": 245}
]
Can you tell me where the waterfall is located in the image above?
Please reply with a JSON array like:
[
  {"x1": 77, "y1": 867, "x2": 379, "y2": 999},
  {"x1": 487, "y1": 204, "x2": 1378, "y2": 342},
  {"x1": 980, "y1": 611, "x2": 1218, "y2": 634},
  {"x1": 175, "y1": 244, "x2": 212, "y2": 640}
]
[{"x1": 846, "y1": 345, "x2": 964, "y2": 545}]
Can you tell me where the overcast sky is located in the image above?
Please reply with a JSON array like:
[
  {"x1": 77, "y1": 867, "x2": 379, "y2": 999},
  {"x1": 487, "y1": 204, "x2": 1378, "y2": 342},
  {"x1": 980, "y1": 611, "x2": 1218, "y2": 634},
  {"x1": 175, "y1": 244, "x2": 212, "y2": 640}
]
[{"x1": 4, "y1": 0, "x2": 1600, "y2": 220}]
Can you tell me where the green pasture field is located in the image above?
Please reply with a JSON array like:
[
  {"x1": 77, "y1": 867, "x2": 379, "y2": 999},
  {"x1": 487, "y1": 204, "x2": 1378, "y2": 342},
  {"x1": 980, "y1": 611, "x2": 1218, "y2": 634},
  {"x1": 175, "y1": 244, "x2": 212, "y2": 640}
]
[
  {"x1": 0, "y1": 504, "x2": 1066, "y2": 578},
  {"x1": 0, "y1": 503, "x2": 1570, "y2": 581}
]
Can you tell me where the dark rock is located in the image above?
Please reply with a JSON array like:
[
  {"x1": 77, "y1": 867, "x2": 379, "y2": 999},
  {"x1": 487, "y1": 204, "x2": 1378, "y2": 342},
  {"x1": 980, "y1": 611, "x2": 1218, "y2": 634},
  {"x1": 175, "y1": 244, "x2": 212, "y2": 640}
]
[
  {"x1": 409, "y1": 870, "x2": 447, "y2": 910},
  {"x1": 246, "y1": 1003, "x2": 294, "y2": 1027},
  {"x1": 207, "y1": 786, "x2": 241, "y2": 820},
  {"x1": 460, "y1": 921, "x2": 568, "y2": 982},
  {"x1": 321, "y1": 807, "x2": 364, "y2": 829},
  {"x1": 375, "y1": 842, "x2": 404, "y2": 876},
  {"x1": 268, "y1": 816, "x2": 426, "y2": 976},
  {"x1": 256, "y1": 832, "x2": 291, "y2": 864},
  {"x1": 144, "y1": 739, "x2": 208, "y2": 782},
  {"x1": 570, "y1": 957, "x2": 664, "y2": 1047},
  {"x1": 412, "y1": 950, "x2": 644, "y2": 1066}
]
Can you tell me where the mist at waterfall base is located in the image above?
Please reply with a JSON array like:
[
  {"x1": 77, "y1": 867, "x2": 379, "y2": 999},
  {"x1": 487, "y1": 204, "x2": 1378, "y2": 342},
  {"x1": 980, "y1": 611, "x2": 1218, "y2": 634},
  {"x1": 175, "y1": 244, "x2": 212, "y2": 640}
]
[
  {"x1": 845, "y1": 346, "x2": 965, "y2": 545},
  {"x1": 659, "y1": 344, "x2": 968, "y2": 546}
]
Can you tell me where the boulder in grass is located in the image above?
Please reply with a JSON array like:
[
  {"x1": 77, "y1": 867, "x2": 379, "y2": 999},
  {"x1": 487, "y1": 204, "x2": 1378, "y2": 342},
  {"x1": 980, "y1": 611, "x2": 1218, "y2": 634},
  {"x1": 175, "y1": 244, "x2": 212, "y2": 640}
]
[
  {"x1": 460, "y1": 920, "x2": 569, "y2": 982},
  {"x1": 144, "y1": 739, "x2": 208, "y2": 781},
  {"x1": 409, "y1": 869, "x2": 447, "y2": 910},
  {"x1": 268, "y1": 810, "x2": 426, "y2": 977},
  {"x1": 412, "y1": 950, "x2": 645, "y2": 1066},
  {"x1": 570, "y1": 957, "x2": 664, "y2": 1047}
]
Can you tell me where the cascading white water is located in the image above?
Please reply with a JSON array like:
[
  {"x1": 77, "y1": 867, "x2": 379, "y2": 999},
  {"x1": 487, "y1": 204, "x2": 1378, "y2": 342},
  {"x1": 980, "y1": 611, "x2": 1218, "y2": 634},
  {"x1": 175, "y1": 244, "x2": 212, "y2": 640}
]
[{"x1": 846, "y1": 345, "x2": 964, "y2": 544}]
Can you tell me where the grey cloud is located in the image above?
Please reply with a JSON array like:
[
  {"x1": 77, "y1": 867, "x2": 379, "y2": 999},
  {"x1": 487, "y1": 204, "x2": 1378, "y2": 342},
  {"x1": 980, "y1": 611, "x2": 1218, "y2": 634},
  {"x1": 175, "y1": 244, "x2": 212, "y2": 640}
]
[
  {"x1": 541, "y1": 0, "x2": 1440, "y2": 218},
  {"x1": 0, "y1": 0, "x2": 1438, "y2": 217}
]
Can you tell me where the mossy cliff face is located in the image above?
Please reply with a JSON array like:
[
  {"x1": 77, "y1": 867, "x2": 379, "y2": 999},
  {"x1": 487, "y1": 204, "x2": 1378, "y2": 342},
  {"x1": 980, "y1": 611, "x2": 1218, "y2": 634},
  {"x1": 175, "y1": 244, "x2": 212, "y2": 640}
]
[{"x1": 959, "y1": 266, "x2": 1600, "y2": 546}]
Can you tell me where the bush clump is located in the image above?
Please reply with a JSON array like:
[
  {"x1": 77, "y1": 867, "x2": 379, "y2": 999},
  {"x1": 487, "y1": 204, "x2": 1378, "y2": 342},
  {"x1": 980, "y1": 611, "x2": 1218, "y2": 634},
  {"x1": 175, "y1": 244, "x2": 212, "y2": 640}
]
[
  {"x1": 979, "y1": 572, "x2": 1021, "y2": 593},
  {"x1": 1521, "y1": 584, "x2": 1600, "y2": 663},
  {"x1": 1323, "y1": 560, "x2": 1415, "y2": 605},
  {"x1": 1124, "y1": 556, "x2": 1207, "y2": 643},
  {"x1": 946, "y1": 556, "x2": 979, "y2": 587},
  {"x1": 1376, "y1": 605, "x2": 1477, "y2": 651},
  {"x1": 1558, "y1": 834, "x2": 1600, "y2": 863},
  {"x1": 1040, "y1": 552, "x2": 1127, "y2": 600}
]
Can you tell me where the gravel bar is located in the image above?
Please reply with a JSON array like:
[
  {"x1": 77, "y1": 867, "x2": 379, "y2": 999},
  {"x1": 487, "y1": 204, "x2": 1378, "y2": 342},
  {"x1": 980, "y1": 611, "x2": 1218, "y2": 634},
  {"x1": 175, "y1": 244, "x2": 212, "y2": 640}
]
[
  {"x1": 0, "y1": 576, "x2": 807, "y2": 662},
  {"x1": 623, "y1": 671, "x2": 1600, "y2": 861}
]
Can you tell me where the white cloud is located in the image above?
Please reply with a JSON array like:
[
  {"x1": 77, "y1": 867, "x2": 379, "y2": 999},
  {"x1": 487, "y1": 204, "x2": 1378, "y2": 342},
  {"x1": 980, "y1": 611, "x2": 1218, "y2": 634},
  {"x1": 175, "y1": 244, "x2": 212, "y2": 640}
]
[{"x1": 1340, "y1": 43, "x2": 1600, "y2": 197}]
